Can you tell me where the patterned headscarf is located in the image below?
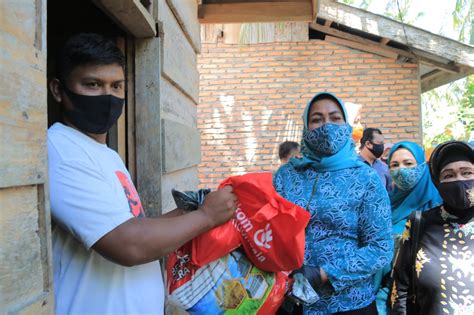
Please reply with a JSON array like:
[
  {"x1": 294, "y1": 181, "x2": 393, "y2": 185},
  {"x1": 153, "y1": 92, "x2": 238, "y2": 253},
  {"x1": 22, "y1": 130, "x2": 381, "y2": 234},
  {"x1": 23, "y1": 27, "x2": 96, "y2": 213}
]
[{"x1": 387, "y1": 141, "x2": 442, "y2": 234}]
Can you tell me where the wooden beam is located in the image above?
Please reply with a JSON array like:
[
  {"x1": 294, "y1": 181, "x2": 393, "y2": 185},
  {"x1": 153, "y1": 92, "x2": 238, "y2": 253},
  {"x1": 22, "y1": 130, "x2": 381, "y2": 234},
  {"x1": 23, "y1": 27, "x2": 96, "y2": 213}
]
[
  {"x1": 325, "y1": 35, "x2": 398, "y2": 59},
  {"x1": 310, "y1": 22, "x2": 462, "y2": 72},
  {"x1": 166, "y1": 0, "x2": 201, "y2": 53},
  {"x1": 421, "y1": 67, "x2": 474, "y2": 92},
  {"x1": 92, "y1": 0, "x2": 156, "y2": 38},
  {"x1": 380, "y1": 37, "x2": 390, "y2": 45},
  {"x1": 324, "y1": 19, "x2": 332, "y2": 27},
  {"x1": 198, "y1": 2, "x2": 313, "y2": 23},
  {"x1": 310, "y1": 22, "x2": 412, "y2": 59},
  {"x1": 318, "y1": 0, "x2": 474, "y2": 68},
  {"x1": 312, "y1": 0, "x2": 319, "y2": 21},
  {"x1": 413, "y1": 50, "x2": 461, "y2": 74}
]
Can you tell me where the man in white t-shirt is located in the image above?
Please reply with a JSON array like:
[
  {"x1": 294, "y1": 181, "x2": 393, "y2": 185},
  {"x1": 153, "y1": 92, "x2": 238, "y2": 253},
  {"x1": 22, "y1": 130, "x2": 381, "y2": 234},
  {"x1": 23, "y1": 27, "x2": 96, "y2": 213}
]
[{"x1": 47, "y1": 33, "x2": 237, "y2": 315}]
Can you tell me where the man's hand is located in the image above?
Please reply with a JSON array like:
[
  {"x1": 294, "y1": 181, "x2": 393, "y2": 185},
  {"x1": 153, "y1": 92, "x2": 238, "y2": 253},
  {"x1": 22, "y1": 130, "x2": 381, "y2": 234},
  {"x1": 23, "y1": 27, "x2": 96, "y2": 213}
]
[
  {"x1": 93, "y1": 186, "x2": 238, "y2": 266},
  {"x1": 198, "y1": 186, "x2": 238, "y2": 228}
]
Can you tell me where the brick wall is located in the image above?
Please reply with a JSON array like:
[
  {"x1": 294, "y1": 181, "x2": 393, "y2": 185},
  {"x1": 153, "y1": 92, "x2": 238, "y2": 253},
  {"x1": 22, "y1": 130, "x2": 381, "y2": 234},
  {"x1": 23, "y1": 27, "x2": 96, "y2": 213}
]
[{"x1": 197, "y1": 39, "x2": 421, "y2": 188}]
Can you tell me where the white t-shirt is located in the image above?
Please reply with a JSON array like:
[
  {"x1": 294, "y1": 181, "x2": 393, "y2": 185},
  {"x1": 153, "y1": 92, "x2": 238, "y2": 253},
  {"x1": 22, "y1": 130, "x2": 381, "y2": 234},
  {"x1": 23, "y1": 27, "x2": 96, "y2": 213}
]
[{"x1": 48, "y1": 123, "x2": 164, "y2": 315}]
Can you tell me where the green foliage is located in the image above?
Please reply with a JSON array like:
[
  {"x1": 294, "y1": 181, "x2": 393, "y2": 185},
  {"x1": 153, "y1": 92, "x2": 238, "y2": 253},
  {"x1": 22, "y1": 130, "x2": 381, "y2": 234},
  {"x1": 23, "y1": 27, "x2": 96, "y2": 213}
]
[{"x1": 339, "y1": 0, "x2": 473, "y2": 145}]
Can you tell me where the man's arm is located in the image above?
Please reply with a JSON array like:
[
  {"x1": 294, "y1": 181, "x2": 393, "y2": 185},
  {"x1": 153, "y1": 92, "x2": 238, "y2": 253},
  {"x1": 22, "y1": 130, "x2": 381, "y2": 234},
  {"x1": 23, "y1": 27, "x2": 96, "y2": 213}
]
[{"x1": 93, "y1": 186, "x2": 237, "y2": 266}]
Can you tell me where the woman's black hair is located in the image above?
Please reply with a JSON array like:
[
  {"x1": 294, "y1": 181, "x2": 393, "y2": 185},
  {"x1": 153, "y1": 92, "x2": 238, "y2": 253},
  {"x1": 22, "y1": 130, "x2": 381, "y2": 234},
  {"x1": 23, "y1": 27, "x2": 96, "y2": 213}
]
[{"x1": 56, "y1": 33, "x2": 125, "y2": 82}]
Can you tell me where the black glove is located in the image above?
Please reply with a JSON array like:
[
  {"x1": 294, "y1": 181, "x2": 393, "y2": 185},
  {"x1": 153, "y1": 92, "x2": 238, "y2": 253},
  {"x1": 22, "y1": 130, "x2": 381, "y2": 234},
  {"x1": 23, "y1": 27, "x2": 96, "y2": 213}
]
[{"x1": 171, "y1": 188, "x2": 211, "y2": 211}]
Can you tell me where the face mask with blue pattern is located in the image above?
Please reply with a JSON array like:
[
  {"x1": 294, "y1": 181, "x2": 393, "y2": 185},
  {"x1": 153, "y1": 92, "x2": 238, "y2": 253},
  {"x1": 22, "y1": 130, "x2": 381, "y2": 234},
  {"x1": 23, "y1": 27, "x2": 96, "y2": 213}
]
[
  {"x1": 390, "y1": 163, "x2": 426, "y2": 191},
  {"x1": 303, "y1": 123, "x2": 352, "y2": 156}
]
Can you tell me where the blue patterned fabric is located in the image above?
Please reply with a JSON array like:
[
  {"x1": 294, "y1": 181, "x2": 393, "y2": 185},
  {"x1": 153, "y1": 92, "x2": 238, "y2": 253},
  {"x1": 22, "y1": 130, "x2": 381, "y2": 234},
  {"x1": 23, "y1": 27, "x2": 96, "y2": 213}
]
[
  {"x1": 387, "y1": 141, "x2": 442, "y2": 235},
  {"x1": 303, "y1": 123, "x2": 353, "y2": 157},
  {"x1": 274, "y1": 92, "x2": 393, "y2": 314},
  {"x1": 389, "y1": 163, "x2": 426, "y2": 192},
  {"x1": 274, "y1": 165, "x2": 393, "y2": 314}
]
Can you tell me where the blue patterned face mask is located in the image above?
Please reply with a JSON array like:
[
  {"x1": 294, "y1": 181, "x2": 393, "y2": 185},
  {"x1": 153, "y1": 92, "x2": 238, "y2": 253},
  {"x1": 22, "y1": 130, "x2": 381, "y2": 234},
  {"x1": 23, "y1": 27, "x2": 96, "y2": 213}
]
[
  {"x1": 390, "y1": 163, "x2": 426, "y2": 191},
  {"x1": 303, "y1": 123, "x2": 352, "y2": 156}
]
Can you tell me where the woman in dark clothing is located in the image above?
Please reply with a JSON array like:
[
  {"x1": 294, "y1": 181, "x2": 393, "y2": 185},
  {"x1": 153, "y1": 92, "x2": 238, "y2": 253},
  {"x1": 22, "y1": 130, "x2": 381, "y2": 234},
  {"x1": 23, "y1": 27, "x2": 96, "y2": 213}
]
[{"x1": 390, "y1": 141, "x2": 474, "y2": 314}]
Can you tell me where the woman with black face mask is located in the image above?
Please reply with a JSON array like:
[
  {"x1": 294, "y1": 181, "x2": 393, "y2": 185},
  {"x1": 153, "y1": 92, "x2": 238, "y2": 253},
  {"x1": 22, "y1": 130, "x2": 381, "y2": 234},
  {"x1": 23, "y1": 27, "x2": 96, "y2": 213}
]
[{"x1": 390, "y1": 141, "x2": 474, "y2": 315}]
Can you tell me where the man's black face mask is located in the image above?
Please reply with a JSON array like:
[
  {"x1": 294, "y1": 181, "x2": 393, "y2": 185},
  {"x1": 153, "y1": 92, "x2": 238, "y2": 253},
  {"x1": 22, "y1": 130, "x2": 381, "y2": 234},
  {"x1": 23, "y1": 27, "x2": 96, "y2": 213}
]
[
  {"x1": 368, "y1": 142, "x2": 384, "y2": 159},
  {"x1": 62, "y1": 84, "x2": 124, "y2": 134}
]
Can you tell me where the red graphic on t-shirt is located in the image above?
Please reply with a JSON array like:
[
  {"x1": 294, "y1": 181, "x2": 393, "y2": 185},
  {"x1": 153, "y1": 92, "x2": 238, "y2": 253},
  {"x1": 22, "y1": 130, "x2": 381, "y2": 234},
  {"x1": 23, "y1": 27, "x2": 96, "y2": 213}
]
[{"x1": 115, "y1": 171, "x2": 145, "y2": 217}]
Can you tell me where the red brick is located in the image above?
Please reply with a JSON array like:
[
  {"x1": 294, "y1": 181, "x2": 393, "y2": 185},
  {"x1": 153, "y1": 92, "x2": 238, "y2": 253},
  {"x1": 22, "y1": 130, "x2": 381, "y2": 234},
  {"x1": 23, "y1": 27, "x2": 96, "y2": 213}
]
[{"x1": 196, "y1": 41, "x2": 421, "y2": 187}]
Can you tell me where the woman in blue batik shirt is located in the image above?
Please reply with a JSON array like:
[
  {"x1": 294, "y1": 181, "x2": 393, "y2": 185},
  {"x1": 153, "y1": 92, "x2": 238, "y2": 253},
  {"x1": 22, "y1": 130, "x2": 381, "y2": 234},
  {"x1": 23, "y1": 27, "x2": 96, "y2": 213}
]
[
  {"x1": 273, "y1": 92, "x2": 393, "y2": 315},
  {"x1": 374, "y1": 141, "x2": 442, "y2": 314}
]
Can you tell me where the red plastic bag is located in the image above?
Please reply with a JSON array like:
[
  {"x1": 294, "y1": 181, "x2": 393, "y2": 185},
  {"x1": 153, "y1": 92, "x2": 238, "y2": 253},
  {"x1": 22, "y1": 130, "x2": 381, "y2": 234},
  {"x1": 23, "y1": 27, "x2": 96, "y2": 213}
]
[
  {"x1": 167, "y1": 244, "x2": 290, "y2": 315},
  {"x1": 192, "y1": 172, "x2": 310, "y2": 272}
]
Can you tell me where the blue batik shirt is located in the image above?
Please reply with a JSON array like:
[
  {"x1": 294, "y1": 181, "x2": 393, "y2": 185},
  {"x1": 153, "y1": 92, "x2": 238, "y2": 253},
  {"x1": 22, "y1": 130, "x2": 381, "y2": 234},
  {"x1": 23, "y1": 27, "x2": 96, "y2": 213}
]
[{"x1": 274, "y1": 164, "x2": 393, "y2": 314}]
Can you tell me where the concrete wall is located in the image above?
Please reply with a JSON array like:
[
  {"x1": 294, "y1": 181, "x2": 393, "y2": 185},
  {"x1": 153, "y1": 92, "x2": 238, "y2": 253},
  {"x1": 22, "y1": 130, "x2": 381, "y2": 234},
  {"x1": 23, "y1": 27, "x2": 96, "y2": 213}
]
[
  {"x1": 0, "y1": 0, "x2": 54, "y2": 313},
  {"x1": 197, "y1": 39, "x2": 421, "y2": 188}
]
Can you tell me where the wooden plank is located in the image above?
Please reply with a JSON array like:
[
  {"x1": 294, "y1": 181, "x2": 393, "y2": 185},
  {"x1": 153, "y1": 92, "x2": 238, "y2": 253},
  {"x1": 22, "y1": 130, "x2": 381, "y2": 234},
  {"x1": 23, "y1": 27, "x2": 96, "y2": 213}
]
[
  {"x1": 238, "y1": 23, "x2": 276, "y2": 44},
  {"x1": 380, "y1": 37, "x2": 390, "y2": 45},
  {"x1": 199, "y1": 2, "x2": 313, "y2": 23},
  {"x1": 161, "y1": 167, "x2": 199, "y2": 212},
  {"x1": 324, "y1": 19, "x2": 332, "y2": 27},
  {"x1": 161, "y1": 119, "x2": 201, "y2": 174},
  {"x1": 310, "y1": 22, "x2": 412, "y2": 59},
  {"x1": 223, "y1": 24, "x2": 242, "y2": 44},
  {"x1": 0, "y1": 186, "x2": 44, "y2": 311},
  {"x1": 160, "y1": 1, "x2": 199, "y2": 103},
  {"x1": 310, "y1": 22, "x2": 461, "y2": 73},
  {"x1": 134, "y1": 38, "x2": 162, "y2": 216},
  {"x1": 312, "y1": 0, "x2": 319, "y2": 20},
  {"x1": 161, "y1": 78, "x2": 197, "y2": 128},
  {"x1": 325, "y1": 35, "x2": 398, "y2": 59},
  {"x1": 126, "y1": 35, "x2": 137, "y2": 183},
  {"x1": 0, "y1": 35, "x2": 47, "y2": 188},
  {"x1": 115, "y1": 37, "x2": 127, "y2": 162},
  {"x1": 0, "y1": 2, "x2": 53, "y2": 314},
  {"x1": 166, "y1": 0, "x2": 201, "y2": 53},
  {"x1": 201, "y1": 24, "x2": 223, "y2": 44},
  {"x1": 318, "y1": 0, "x2": 474, "y2": 68},
  {"x1": 291, "y1": 22, "x2": 309, "y2": 42},
  {"x1": 92, "y1": 0, "x2": 156, "y2": 38},
  {"x1": 275, "y1": 22, "x2": 293, "y2": 42},
  {"x1": 421, "y1": 66, "x2": 474, "y2": 92},
  {"x1": 413, "y1": 49, "x2": 461, "y2": 73}
]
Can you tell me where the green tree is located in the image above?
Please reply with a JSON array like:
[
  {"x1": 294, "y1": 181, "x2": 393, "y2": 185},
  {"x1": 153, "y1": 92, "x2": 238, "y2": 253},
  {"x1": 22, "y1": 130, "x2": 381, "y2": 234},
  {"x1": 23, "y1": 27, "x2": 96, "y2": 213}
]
[{"x1": 339, "y1": 0, "x2": 473, "y2": 144}]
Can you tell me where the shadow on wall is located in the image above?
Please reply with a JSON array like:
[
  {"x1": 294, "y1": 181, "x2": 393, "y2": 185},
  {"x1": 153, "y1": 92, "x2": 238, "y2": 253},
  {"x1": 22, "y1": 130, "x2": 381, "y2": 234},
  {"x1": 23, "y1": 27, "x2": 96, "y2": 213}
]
[{"x1": 199, "y1": 90, "x2": 302, "y2": 188}]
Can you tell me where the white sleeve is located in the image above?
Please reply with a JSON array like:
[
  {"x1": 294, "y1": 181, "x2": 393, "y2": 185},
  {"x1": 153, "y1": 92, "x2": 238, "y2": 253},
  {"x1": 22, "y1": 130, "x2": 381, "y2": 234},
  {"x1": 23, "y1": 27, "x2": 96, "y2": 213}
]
[{"x1": 49, "y1": 160, "x2": 134, "y2": 250}]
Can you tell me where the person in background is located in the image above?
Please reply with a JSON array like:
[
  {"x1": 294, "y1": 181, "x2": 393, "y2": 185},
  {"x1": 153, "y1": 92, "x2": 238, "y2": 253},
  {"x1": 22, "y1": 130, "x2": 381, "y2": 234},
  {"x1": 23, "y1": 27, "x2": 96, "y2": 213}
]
[
  {"x1": 359, "y1": 128, "x2": 393, "y2": 192},
  {"x1": 390, "y1": 140, "x2": 474, "y2": 314},
  {"x1": 375, "y1": 141, "x2": 442, "y2": 314},
  {"x1": 274, "y1": 92, "x2": 393, "y2": 315},
  {"x1": 381, "y1": 142, "x2": 394, "y2": 165},
  {"x1": 278, "y1": 141, "x2": 301, "y2": 164},
  {"x1": 47, "y1": 33, "x2": 237, "y2": 315}
]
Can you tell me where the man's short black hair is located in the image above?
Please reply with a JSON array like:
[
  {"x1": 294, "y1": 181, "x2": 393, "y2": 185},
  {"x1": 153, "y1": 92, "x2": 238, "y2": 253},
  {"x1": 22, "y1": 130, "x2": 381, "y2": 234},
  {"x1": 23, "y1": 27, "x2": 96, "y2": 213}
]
[
  {"x1": 56, "y1": 33, "x2": 125, "y2": 82},
  {"x1": 360, "y1": 128, "x2": 382, "y2": 149},
  {"x1": 279, "y1": 141, "x2": 300, "y2": 160}
]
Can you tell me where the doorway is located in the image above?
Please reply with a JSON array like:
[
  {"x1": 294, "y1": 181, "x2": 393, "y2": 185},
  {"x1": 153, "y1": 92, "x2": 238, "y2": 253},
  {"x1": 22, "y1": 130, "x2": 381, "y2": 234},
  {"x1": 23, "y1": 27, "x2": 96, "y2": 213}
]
[{"x1": 47, "y1": 0, "x2": 135, "y2": 178}]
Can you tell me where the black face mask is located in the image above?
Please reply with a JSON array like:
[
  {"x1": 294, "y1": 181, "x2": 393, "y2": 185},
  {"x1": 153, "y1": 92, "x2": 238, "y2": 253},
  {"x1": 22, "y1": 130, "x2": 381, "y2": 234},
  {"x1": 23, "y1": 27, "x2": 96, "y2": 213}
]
[
  {"x1": 368, "y1": 142, "x2": 384, "y2": 158},
  {"x1": 62, "y1": 86, "x2": 124, "y2": 134},
  {"x1": 438, "y1": 179, "x2": 474, "y2": 213}
]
